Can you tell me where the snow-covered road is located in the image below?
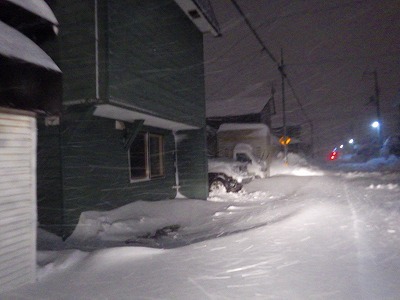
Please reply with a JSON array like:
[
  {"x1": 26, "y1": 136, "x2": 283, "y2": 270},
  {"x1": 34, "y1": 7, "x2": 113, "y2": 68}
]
[{"x1": 2, "y1": 159, "x2": 400, "y2": 299}]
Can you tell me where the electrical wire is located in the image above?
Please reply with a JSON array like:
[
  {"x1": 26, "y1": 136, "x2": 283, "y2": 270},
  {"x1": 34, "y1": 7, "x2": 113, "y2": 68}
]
[{"x1": 229, "y1": 0, "x2": 313, "y2": 132}]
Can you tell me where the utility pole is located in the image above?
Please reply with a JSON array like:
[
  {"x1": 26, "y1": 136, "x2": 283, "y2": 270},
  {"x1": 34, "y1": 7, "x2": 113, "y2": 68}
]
[
  {"x1": 231, "y1": 0, "x2": 314, "y2": 161},
  {"x1": 373, "y1": 70, "x2": 382, "y2": 145},
  {"x1": 280, "y1": 49, "x2": 288, "y2": 164}
]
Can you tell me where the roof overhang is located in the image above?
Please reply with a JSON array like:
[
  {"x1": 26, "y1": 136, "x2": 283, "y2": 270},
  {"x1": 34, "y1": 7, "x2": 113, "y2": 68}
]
[
  {"x1": 93, "y1": 104, "x2": 199, "y2": 131},
  {"x1": 3, "y1": 0, "x2": 58, "y2": 25},
  {"x1": 0, "y1": 0, "x2": 59, "y2": 42},
  {"x1": 174, "y1": 0, "x2": 220, "y2": 36},
  {"x1": 0, "y1": 20, "x2": 60, "y2": 72}
]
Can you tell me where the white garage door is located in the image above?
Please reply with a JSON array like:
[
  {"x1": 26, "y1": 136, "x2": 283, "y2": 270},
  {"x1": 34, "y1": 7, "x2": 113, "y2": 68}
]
[{"x1": 0, "y1": 109, "x2": 37, "y2": 292}]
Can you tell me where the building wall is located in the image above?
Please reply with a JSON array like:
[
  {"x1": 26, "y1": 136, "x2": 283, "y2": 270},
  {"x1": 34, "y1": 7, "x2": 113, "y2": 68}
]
[
  {"x1": 107, "y1": 0, "x2": 205, "y2": 128},
  {"x1": 49, "y1": 0, "x2": 98, "y2": 102},
  {"x1": 50, "y1": 0, "x2": 206, "y2": 128},
  {"x1": 37, "y1": 119, "x2": 64, "y2": 236},
  {"x1": 176, "y1": 128, "x2": 208, "y2": 199},
  {"x1": 38, "y1": 0, "x2": 209, "y2": 236},
  {"x1": 0, "y1": 109, "x2": 37, "y2": 292},
  {"x1": 59, "y1": 105, "x2": 177, "y2": 236}
]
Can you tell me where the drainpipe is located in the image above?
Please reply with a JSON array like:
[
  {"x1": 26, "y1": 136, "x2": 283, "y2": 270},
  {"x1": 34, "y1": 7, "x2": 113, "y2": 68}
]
[
  {"x1": 94, "y1": 0, "x2": 99, "y2": 100},
  {"x1": 173, "y1": 131, "x2": 185, "y2": 198}
]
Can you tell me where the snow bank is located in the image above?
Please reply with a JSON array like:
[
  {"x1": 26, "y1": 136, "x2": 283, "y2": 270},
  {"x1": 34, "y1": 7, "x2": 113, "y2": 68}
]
[
  {"x1": 208, "y1": 157, "x2": 250, "y2": 181},
  {"x1": 37, "y1": 228, "x2": 65, "y2": 251},
  {"x1": 2, "y1": 151, "x2": 400, "y2": 299},
  {"x1": 331, "y1": 155, "x2": 400, "y2": 172},
  {"x1": 367, "y1": 183, "x2": 399, "y2": 190},
  {"x1": 65, "y1": 189, "x2": 301, "y2": 251},
  {"x1": 66, "y1": 200, "x2": 227, "y2": 248},
  {"x1": 271, "y1": 152, "x2": 324, "y2": 176}
]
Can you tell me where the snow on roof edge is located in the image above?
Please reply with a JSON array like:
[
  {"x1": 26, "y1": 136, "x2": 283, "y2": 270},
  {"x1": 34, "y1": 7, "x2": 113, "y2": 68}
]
[
  {"x1": 0, "y1": 21, "x2": 61, "y2": 72},
  {"x1": 218, "y1": 123, "x2": 270, "y2": 133}
]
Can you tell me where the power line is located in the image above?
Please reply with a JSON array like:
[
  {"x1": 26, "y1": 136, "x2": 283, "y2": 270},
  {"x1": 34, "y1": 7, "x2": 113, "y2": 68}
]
[
  {"x1": 230, "y1": 0, "x2": 279, "y2": 66},
  {"x1": 285, "y1": 51, "x2": 400, "y2": 67},
  {"x1": 230, "y1": 0, "x2": 314, "y2": 154},
  {"x1": 255, "y1": 0, "x2": 369, "y2": 30}
]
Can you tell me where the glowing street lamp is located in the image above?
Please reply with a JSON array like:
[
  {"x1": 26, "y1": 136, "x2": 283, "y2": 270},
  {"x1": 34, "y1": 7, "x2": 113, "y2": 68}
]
[
  {"x1": 371, "y1": 121, "x2": 380, "y2": 128},
  {"x1": 339, "y1": 144, "x2": 344, "y2": 149},
  {"x1": 349, "y1": 139, "x2": 354, "y2": 144}
]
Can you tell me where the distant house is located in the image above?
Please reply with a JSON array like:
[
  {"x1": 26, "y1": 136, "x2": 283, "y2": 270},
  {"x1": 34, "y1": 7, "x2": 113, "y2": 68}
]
[
  {"x1": 206, "y1": 95, "x2": 276, "y2": 156},
  {"x1": 206, "y1": 93, "x2": 311, "y2": 155},
  {"x1": 0, "y1": 0, "x2": 61, "y2": 293},
  {"x1": 207, "y1": 96, "x2": 276, "y2": 130},
  {"x1": 38, "y1": 0, "x2": 220, "y2": 237}
]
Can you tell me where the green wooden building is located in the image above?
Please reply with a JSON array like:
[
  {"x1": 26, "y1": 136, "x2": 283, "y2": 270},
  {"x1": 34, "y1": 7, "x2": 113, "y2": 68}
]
[{"x1": 38, "y1": 0, "x2": 220, "y2": 237}]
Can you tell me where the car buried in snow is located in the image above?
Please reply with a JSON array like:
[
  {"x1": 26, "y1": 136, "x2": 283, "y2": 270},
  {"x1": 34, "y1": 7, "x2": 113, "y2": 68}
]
[{"x1": 208, "y1": 158, "x2": 253, "y2": 193}]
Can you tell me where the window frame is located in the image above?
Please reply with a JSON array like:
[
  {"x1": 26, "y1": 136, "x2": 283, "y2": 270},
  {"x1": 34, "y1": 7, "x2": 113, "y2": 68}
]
[{"x1": 128, "y1": 132, "x2": 165, "y2": 182}]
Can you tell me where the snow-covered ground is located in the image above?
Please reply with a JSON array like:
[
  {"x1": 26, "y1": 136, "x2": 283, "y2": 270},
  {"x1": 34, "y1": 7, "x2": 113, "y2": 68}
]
[{"x1": 2, "y1": 154, "x2": 400, "y2": 299}]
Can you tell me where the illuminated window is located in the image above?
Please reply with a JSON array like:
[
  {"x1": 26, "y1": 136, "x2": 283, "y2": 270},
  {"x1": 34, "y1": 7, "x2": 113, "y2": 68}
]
[{"x1": 129, "y1": 133, "x2": 164, "y2": 181}]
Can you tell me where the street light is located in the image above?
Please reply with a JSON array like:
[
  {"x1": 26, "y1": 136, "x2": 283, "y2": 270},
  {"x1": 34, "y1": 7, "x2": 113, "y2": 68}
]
[
  {"x1": 363, "y1": 70, "x2": 382, "y2": 145},
  {"x1": 371, "y1": 121, "x2": 380, "y2": 128},
  {"x1": 349, "y1": 139, "x2": 354, "y2": 144}
]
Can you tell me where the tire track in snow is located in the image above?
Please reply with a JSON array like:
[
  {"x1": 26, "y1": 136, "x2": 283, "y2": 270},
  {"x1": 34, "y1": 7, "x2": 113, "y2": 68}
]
[{"x1": 343, "y1": 181, "x2": 375, "y2": 299}]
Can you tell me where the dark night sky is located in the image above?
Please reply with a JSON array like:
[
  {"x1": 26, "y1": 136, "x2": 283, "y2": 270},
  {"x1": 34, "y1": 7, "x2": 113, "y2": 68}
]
[{"x1": 204, "y1": 0, "x2": 400, "y2": 156}]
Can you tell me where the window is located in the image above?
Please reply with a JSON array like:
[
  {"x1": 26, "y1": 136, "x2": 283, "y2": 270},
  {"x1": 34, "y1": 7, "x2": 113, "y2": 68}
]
[
  {"x1": 149, "y1": 134, "x2": 164, "y2": 178},
  {"x1": 236, "y1": 153, "x2": 252, "y2": 163},
  {"x1": 129, "y1": 133, "x2": 164, "y2": 181}
]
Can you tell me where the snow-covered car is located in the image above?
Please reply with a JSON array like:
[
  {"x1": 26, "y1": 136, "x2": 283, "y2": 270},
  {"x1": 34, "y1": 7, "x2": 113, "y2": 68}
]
[
  {"x1": 208, "y1": 158, "x2": 253, "y2": 193},
  {"x1": 380, "y1": 135, "x2": 400, "y2": 157},
  {"x1": 233, "y1": 143, "x2": 269, "y2": 178},
  {"x1": 208, "y1": 172, "x2": 243, "y2": 193}
]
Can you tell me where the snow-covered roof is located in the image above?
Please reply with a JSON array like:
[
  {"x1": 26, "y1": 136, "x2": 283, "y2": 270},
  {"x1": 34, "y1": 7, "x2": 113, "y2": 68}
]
[
  {"x1": 93, "y1": 103, "x2": 198, "y2": 131},
  {"x1": 4, "y1": 0, "x2": 58, "y2": 25},
  {"x1": 0, "y1": 21, "x2": 60, "y2": 72},
  {"x1": 206, "y1": 97, "x2": 267, "y2": 118},
  {"x1": 218, "y1": 123, "x2": 270, "y2": 133}
]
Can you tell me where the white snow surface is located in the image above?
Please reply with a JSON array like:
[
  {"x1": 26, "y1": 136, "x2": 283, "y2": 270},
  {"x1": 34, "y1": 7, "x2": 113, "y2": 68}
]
[
  {"x1": 3, "y1": 154, "x2": 400, "y2": 299},
  {"x1": 0, "y1": 21, "x2": 60, "y2": 72},
  {"x1": 208, "y1": 157, "x2": 250, "y2": 182}
]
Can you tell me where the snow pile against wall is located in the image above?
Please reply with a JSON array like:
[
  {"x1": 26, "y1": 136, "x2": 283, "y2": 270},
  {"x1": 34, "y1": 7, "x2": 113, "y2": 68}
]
[
  {"x1": 2, "y1": 152, "x2": 400, "y2": 299},
  {"x1": 0, "y1": 159, "x2": 400, "y2": 300},
  {"x1": 65, "y1": 199, "x2": 236, "y2": 249}
]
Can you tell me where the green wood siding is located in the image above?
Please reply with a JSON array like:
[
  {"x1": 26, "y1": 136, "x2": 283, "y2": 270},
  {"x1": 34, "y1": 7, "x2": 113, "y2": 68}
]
[
  {"x1": 38, "y1": 0, "x2": 209, "y2": 236},
  {"x1": 60, "y1": 105, "x2": 176, "y2": 236},
  {"x1": 176, "y1": 128, "x2": 208, "y2": 199},
  {"x1": 49, "y1": 0, "x2": 205, "y2": 127},
  {"x1": 108, "y1": 0, "x2": 205, "y2": 128},
  {"x1": 37, "y1": 120, "x2": 64, "y2": 236},
  {"x1": 50, "y1": 1, "x2": 97, "y2": 101}
]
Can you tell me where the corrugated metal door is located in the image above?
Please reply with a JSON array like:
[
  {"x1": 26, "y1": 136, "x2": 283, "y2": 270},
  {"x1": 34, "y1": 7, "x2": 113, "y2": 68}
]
[{"x1": 0, "y1": 110, "x2": 37, "y2": 292}]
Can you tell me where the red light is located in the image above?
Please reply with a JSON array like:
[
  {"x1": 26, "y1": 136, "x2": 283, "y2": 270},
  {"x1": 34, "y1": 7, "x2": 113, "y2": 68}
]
[{"x1": 329, "y1": 151, "x2": 338, "y2": 160}]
